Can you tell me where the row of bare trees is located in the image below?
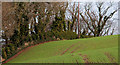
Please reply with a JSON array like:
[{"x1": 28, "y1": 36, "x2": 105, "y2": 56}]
[{"x1": 68, "y1": 2, "x2": 119, "y2": 37}]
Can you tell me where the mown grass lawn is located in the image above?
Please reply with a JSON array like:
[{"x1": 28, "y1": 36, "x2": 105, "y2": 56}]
[{"x1": 5, "y1": 35, "x2": 118, "y2": 63}]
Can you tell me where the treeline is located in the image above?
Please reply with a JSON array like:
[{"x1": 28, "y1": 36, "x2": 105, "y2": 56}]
[
  {"x1": 2, "y1": 2, "x2": 78, "y2": 61},
  {"x1": 2, "y1": 2, "x2": 118, "y2": 61}
]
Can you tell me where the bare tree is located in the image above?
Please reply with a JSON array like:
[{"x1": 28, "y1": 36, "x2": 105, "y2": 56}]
[
  {"x1": 67, "y1": 2, "x2": 78, "y2": 33},
  {"x1": 79, "y1": 2, "x2": 119, "y2": 37},
  {"x1": 2, "y1": 2, "x2": 17, "y2": 44},
  {"x1": 78, "y1": 2, "x2": 80, "y2": 38}
]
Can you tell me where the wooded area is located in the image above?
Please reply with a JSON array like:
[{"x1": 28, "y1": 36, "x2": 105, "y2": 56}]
[{"x1": 1, "y1": 2, "x2": 118, "y2": 61}]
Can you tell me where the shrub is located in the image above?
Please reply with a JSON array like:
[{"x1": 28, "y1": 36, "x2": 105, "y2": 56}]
[
  {"x1": 31, "y1": 34, "x2": 38, "y2": 41},
  {"x1": 25, "y1": 35, "x2": 32, "y2": 42},
  {"x1": 8, "y1": 44, "x2": 15, "y2": 54},
  {"x1": 5, "y1": 47, "x2": 11, "y2": 56},
  {"x1": 13, "y1": 44, "x2": 17, "y2": 50},
  {"x1": 51, "y1": 31, "x2": 77, "y2": 40},
  {"x1": 39, "y1": 33, "x2": 44, "y2": 41},
  {"x1": 80, "y1": 35, "x2": 94, "y2": 38},
  {"x1": 63, "y1": 31, "x2": 77, "y2": 40},
  {"x1": 20, "y1": 40, "x2": 25, "y2": 46},
  {"x1": 51, "y1": 31, "x2": 59, "y2": 39},
  {"x1": 2, "y1": 48, "x2": 7, "y2": 59},
  {"x1": 44, "y1": 31, "x2": 55, "y2": 41}
]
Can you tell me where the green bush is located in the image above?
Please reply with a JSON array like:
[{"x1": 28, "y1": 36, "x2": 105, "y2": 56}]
[
  {"x1": 20, "y1": 40, "x2": 25, "y2": 46},
  {"x1": 63, "y1": 31, "x2": 77, "y2": 40},
  {"x1": 5, "y1": 47, "x2": 11, "y2": 56},
  {"x1": 39, "y1": 33, "x2": 44, "y2": 41},
  {"x1": 31, "y1": 34, "x2": 38, "y2": 41},
  {"x1": 13, "y1": 44, "x2": 17, "y2": 50},
  {"x1": 8, "y1": 44, "x2": 15, "y2": 54},
  {"x1": 80, "y1": 35, "x2": 94, "y2": 38},
  {"x1": 51, "y1": 31, "x2": 77, "y2": 40},
  {"x1": 2, "y1": 48, "x2": 7, "y2": 59},
  {"x1": 44, "y1": 31, "x2": 55, "y2": 41},
  {"x1": 25, "y1": 35, "x2": 32, "y2": 42},
  {"x1": 16, "y1": 39, "x2": 24, "y2": 47}
]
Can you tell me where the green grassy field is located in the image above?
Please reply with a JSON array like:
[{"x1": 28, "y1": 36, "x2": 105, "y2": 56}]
[{"x1": 7, "y1": 35, "x2": 118, "y2": 63}]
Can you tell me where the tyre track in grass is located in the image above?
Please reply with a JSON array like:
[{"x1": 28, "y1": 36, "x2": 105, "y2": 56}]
[
  {"x1": 70, "y1": 46, "x2": 80, "y2": 53},
  {"x1": 79, "y1": 53, "x2": 89, "y2": 64},
  {"x1": 70, "y1": 44, "x2": 83, "y2": 53},
  {"x1": 55, "y1": 45, "x2": 67, "y2": 56},
  {"x1": 3, "y1": 41, "x2": 55, "y2": 64},
  {"x1": 104, "y1": 52, "x2": 116, "y2": 63},
  {"x1": 60, "y1": 43, "x2": 78, "y2": 55}
]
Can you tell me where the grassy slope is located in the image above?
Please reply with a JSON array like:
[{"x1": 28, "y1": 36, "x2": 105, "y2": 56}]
[{"x1": 8, "y1": 35, "x2": 118, "y2": 63}]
